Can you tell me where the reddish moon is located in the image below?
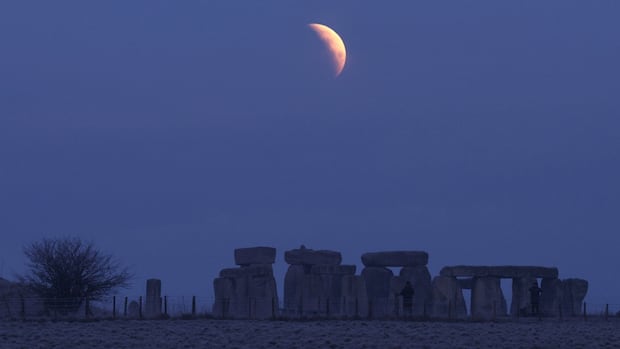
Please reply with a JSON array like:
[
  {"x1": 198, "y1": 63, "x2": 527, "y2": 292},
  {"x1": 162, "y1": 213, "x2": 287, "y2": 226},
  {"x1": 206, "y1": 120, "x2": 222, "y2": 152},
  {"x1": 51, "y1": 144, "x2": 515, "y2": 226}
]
[{"x1": 308, "y1": 23, "x2": 347, "y2": 77}]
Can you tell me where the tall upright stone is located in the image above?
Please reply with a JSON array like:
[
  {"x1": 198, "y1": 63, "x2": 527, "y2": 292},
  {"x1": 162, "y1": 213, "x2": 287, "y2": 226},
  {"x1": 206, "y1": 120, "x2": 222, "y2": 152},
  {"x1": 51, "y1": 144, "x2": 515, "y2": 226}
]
[
  {"x1": 562, "y1": 278, "x2": 588, "y2": 316},
  {"x1": 361, "y1": 266, "x2": 393, "y2": 318},
  {"x1": 341, "y1": 275, "x2": 368, "y2": 317},
  {"x1": 213, "y1": 247, "x2": 279, "y2": 319},
  {"x1": 399, "y1": 266, "x2": 432, "y2": 316},
  {"x1": 430, "y1": 276, "x2": 467, "y2": 318},
  {"x1": 511, "y1": 276, "x2": 537, "y2": 316},
  {"x1": 282, "y1": 246, "x2": 353, "y2": 317},
  {"x1": 471, "y1": 277, "x2": 507, "y2": 320},
  {"x1": 540, "y1": 277, "x2": 563, "y2": 316},
  {"x1": 145, "y1": 279, "x2": 161, "y2": 318}
]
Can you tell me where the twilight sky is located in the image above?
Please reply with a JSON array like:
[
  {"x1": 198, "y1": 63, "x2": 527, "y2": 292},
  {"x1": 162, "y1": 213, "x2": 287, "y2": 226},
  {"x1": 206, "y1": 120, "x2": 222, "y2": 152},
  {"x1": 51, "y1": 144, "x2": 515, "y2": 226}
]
[{"x1": 1, "y1": 1, "x2": 619, "y2": 307}]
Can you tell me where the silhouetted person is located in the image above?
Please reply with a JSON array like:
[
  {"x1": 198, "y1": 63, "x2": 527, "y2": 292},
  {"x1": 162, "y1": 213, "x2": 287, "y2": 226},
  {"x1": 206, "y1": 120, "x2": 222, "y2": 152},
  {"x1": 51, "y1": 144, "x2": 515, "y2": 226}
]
[
  {"x1": 529, "y1": 281, "x2": 542, "y2": 316},
  {"x1": 400, "y1": 281, "x2": 414, "y2": 317}
]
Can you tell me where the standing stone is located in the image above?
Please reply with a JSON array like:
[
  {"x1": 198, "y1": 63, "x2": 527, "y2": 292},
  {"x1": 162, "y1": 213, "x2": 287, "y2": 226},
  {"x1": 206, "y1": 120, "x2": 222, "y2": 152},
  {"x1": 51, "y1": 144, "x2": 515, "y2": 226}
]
[
  {"x1": 400, "y1": 266, "x2": 432, "y2": 316},
  {"x1": 145, "y1": 279, "x2": 161, "y2": 318},
  {"x1": 562, "y1": 278, "x2": 588, "y2": 316},
  {"x1": 213, "y1": 246, "x2": 279, "y2": 319},
  {"x1": 284, "y1": 265, "x2": 305, "y2": 314},
  {"x1": 511, "y1": 276, "x2": 537, "y2": 316},
  {"x1": 128, "y1": 301, "x2": 140, "y2": 318},
  {"x1": 311, "y1": 265, "x2": 356, "y2": 315},
  {"x1": 212, "y1": 277, "x2": 234, "y2": 317},
  {"x1": 234, "y1": 247, "x2": 276, "y2": 266},
  {"x1": 341, "y1": 275, "x2": 368, "y2": 317},
  {"x1": 430, "y1": 276, "x2": 467, "y2": 318},
  {"x1": 361, "y1": 267, "x2": 393, "y2": 318},
  {"x1": 540, "y1": 277, "x2": 563, "y2": 316},
  {"x1": 471, "y1": 277, "x2": 507, "y2": 320}
]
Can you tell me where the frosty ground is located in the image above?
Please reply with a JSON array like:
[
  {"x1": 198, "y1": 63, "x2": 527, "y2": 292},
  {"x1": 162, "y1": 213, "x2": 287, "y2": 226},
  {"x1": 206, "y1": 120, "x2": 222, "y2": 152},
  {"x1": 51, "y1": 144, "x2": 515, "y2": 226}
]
[{"x1": 1, "y1": 318, "x2": 619, "y2": 349}]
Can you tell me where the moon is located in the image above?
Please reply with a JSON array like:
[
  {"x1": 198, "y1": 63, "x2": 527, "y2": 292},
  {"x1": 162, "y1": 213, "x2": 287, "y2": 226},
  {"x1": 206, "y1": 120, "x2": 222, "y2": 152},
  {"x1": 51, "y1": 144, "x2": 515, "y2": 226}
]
[{"x1": 308, "y1": 23, "x2": 347, "y2": 77}]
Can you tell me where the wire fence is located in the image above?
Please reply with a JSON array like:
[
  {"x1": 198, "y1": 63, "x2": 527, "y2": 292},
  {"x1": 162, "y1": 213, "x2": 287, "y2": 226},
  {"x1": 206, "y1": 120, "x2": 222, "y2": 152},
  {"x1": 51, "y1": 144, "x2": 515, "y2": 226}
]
[{"x1": 1, "y1": 295, "x2": 619, "y2": 322}]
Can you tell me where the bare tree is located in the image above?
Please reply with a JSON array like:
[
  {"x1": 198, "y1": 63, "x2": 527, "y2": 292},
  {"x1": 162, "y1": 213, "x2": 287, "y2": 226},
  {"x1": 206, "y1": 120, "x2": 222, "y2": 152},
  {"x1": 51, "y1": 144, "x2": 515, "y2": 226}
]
[{"x1": 20, "y1": 237, "x2": 131, "y2": 315}]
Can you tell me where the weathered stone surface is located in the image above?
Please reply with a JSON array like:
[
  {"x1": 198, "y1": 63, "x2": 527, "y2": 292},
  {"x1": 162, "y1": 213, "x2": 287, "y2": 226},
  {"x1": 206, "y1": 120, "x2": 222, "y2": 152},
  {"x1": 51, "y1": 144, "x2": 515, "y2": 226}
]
[
  {"x1": 128, "y1": 301, "x2": 140, "y2": 318},
  {"x1": 283, "y1": 264, "x2": 355, "y2": 316},
  {"x1": 540, "y1": 277, "x2": 563, "y2": 316},
  {"x1": 284, "y1": 247, "x2": 341, "y2": 266},
  {"x1": 310, "y1": 264, "x2": 356, "y2": 275},
  {"x1": 362, "y1": 267, "x2": 393, "y2": 299},
  {"x1": 440, "y1": 266, "x2": 559, "y2": 279},
  {"x1": 283, "y1": 265, "x2": 305, "y2": 314},
  {"x1": 341, "y1": 275, "x2": 368, "y2": 317},
  {"x1": 362, "y1": 267, "x2": 393, "y2": 318},
  {"x1": 234, "y1": 247, "x2": 276, "y2": 266},
  {"x1": 399, "y1": 266, "x2": 432, "y2": 316},
  {"x1": 471, "y1": 277, "x2": 507, "y2": 320},
  {"x1": 510, "y1": 277, "x2": 537, "y2": 316},
  {"x1": 145, "y1": 279, "x2": 161, "y2": 318},
  {"x1": 361, "y1": 251, "x2": 429, "y2": 267},
  {"x1": 219, "y1": 264, "x2": 273, "y2": 278},
  {"x1": 213, "y1": 248, "x2": 279, "y2": 319},
  {"x1": 430, "y1": 276, "x2": 467, "y2": 318},
  {"x1": 540, "y1": 278, "x2": 588, "y2": 317},
  {"x1": 562, "y1": 278, "x2": 588, "y2": 316}
]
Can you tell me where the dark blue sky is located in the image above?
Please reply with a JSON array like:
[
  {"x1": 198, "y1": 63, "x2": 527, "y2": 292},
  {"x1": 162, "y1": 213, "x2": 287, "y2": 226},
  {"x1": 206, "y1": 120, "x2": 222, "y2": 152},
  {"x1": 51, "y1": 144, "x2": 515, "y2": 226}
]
[{"x1": 1, "y1": 1, "x2": 619, "y2": 306}]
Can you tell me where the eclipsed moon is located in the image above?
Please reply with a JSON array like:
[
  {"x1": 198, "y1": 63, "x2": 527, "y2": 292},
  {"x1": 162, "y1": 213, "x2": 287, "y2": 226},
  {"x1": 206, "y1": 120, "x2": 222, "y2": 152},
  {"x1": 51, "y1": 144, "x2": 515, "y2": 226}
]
[{"x1": 308, "y1": 23, "x2": 347, "y2": 77}]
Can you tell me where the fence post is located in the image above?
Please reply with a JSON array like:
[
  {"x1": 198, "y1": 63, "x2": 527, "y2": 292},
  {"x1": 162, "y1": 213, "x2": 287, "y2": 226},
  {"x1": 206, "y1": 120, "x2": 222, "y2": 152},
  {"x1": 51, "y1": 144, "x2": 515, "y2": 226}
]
[
  {"x1": 112, "y1": 296, "x2": 116, "y2": 319},
  {"x1": 124, "y1": 297, "x2": 128, "y2": 317},
  {"x1": 247, "y1": 297, "x2": 251, "y2": 319},
  {"x1": 164, "y1": 296, "x2": 168, "y2": 316},
  {"x1": 605, "y1": 304, "x2": 609, "y2": 321},
  {"x1": 192, "y1": 296, "x2": 196, "y2": 317},
  {"x1": 20, "y1": 295, "x2": 25, "y2": 320},
  {"x1": 139, "y1": 296, "x2": 143, "y2": 319},
  {"x1": 583, "y1": 302, "x2": 587, "y2": 321}
]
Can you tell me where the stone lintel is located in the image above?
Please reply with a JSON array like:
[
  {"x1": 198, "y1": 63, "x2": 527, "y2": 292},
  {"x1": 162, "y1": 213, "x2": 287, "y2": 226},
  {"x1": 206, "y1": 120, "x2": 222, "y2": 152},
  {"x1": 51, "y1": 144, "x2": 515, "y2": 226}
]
[{"x1": 440, "y1": 266, "x2": 558, "y2": 279}]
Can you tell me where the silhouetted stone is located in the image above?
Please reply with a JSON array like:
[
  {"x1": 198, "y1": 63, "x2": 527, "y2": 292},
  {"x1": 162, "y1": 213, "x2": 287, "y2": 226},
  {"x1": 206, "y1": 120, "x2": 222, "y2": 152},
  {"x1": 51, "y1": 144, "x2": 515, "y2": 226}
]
[
  {"x1": 562, "y1": 278, "x2": 588, "y2": 316},
  {"x1": 511, "y1": 276, "x2": 537, "y2": 316},
  {"x1": 440, "y1": 266, "x2": 558, "y2": 278},
  {"x1": 284, "y1": 247, "x2": 341, "y2": 266},
  {"x1": 400, "y1": 266, "x2": 432, "y2": 316},
  {"x1": 362, "y1": 267, "x2": 393, "y2": 318},
  {"x1": 430, "y1": 276, "x2": 467, "y2": 318},
  {"x1": 283, "y1": 265, "x2": 305, "y2": 314},
  {"x1": 361, "y1": 251, "x2": 428, "y2": 267},
  {"x1": 234, "y1": 247, "x2": 276, "y2": 266},
  {"x1": 219, "y1": 264, "x2": 273, "y2": 278},
  {"x1": 128, "y1": 301, "x2": 139, "y2": 318},
  {"x1": 145, "y1": 279, "x2": 161, "y2": 318},
  {"x1": 310, "y1": 265, "x2": 356, "y2": 275},
  {"x1": 540, "y1": 277, "x2": 563, "y2": 316},
  {"x1": 471, "y1": 277, "x2": 507, "y2": 320},
  {"x1": 341, "y1": 275, "x2": 368, "y2": 317},
  {"x1": 213, "y1": 246, "x2": 279, "y2": 319}
]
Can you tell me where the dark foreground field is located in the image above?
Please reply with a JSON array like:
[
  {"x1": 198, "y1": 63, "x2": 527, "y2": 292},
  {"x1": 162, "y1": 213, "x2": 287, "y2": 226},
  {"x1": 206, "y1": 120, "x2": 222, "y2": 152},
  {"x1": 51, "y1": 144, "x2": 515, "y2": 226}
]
[{"x1": 1, "y1": 318, "x2": 619, "y2": 349}]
